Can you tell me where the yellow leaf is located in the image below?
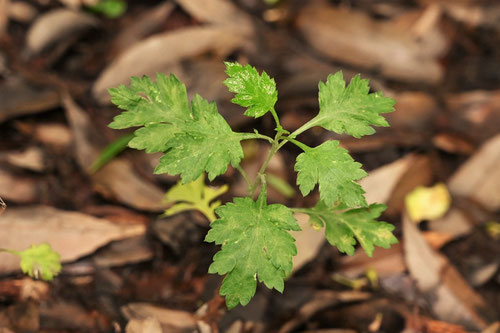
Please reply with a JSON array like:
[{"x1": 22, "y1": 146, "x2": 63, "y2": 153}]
[{"x1": 405, "y1": 183, "x2": 451, "y2": 223}]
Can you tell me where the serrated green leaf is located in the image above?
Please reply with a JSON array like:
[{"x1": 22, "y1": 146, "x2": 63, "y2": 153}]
[
  {"x1": 310, "y1": 72, "x2": 395, "y2": 138},
  {"x1": 304, "y1": 202, "x2": 397, "y2": 257},
  {"x1": 17, "y1": 243, "x2": 62, "y2": 281},
  {"x1": 205, "y1": 190, "x2": 300, "y2": 309},
  {"x1": 109, "y1": 73, "x2": 244, "y2": 183},
  {"x1": 163, "y1": 174, "x2": 228, "y2": 222},
  {"x1": 295, "y1": 141, "x2": 367, "y2": 207},
  {"x1": 223, "y1": 62, "x2": 278, "y2": 118}
]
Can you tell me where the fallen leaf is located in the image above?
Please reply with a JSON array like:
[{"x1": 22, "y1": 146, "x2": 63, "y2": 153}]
[
  {"x1": 25, "y1": 8, "x2": 98, "y2": 56},
  {"x1": 291, "y1": 213, "x2": 325, "y2": 273},
  {"x1": 0, "y1": 167, "x2": 38, "y2": 204},
  {"x1": 405, "y1": 183, "x2": 451, "y2": 223},
  {"x1": 175, "y1": 0, "x2": 253, "y2": 28},
  {"x1": 296, "y1": 3, "x2": 448, "y2": 83},
  {"x1": 92, "y1": 236, "x2": 153, "y2": 268},
  {"x1": 63, "y1": 94, "x2": 166, "y2": 211},
  {"x1": 0, "y1": 205, "x2": 145, "y2": 275},
  {"x1": 0, "y1": 78, "x2": 59, "y2": 123},
  {"x1": 92, "y1": 26, "x2": 250, "y2": 103},
  {"x1": 126, "y1": 317, "x2": 162, "y2": 333},
  {"x1": 448, "y1": 134, "x2": 500, "y2": 211},
  {"x1": 359, "y1": 154, "x2": 415, "y2": 205},
  {"x1": 403, "y1": 213, "x2": 495, "y2": 329},
  {"x1": 121, "y1": 303, "x2": 196, "y2": 332},
  {"x1": 4, "y1": 146, "x2": 45, "y2": 172}
]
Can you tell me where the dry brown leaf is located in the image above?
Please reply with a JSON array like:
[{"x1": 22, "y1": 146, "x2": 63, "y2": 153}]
[
  {"x1": 25, "y1": 8, "x2": 98, "y2": 56},
  {"x1": 359, "y1": 154, "x2": 415, "y2": 205},
  {"x1": 279, "y1": 290, "x2": 371, "y2": 333},
  {"x1": 92, "y1": 26, "x2": 250, "y2": 103},
  {"x1": 0, "y1": 167, "x2": 38, "y2": 204},
  {"x1": 9, "y1": 1, "x2": 37, "y2": 23},
  {"x1": 175, "y1": 0, "x2": 253, "y2": 28},
  {"x1": 0, "y1": 205, "x2": 145, "y2": 275},
  {"x1": 92, "y1": 236, "x2": 153, "y2": 268},
  {"x1": 92, "y1": 159, "x2": 166, "y2": 212},
  {"x1": 111, "y1": 2, "x2": 175, "y2": 56},
  {"x1": 4, "y1": 146, "x2": 45, "y2": 172},
  {"x1": 403, "y1": 213, "x2": 495, "y2": 330},
  {"x1": 296, "y1": 3, "x2": 447, "y2": 83},
  {"x1": 0, "y1": 78, "x2": 59, "y2": 123},
  {"x1": 121, "y1": 303, "x2": 196, "y2": 332},
  {"x1": 63, "y1": 94, "x2": 165, "y2": 211},
  {"x1": 0, "y1": 0, "x2": 8, "y2": 38},
  {"x1": 126, "y1": 317, "x2": 162, "y2": 333},
  {"x1": 448, "y1": 134, "x2": 500, "y2": 211},
  {"x1": 291, "y1": 213, "x2": 325, "y2": 274}
]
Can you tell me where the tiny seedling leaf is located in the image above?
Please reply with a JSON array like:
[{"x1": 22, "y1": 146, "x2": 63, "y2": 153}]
[
  {"x1": 313, "y1": 72, "x2": 395, "y2": 138},
  {"x1": 304, "y1": 202, "x2": 397, "y2": 257},
  {"x1": 17, "y1": 243, "x2": 62, "y2": 281},
  {"x1": 224, "y1": 62, "x2": 278, "y2": 118},
  {"x1": 205, "y1": 189, "x2": 300, "y2": 309},
  {"x1": 163, "y1": 174, "x2": 228, "y2": 222},
  {"x1": 295, "y1": 140, "x2": 367, "y2": 207}
]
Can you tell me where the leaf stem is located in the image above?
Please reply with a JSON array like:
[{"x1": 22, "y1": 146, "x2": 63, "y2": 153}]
[
  {"x1": 270, "y1": 107, "x2": 288, "y2": 135},
  {"x1": 282, "y1": 137, "x2": 311, "y2": 152},
  {"x1": 249, "y1": 132, "x2": 283, "y2": 197},
  {"x1": 238, "y1": 132, "x2": 274, "y2": 143},
  {"x1": 288, "y1": 115, "x2": 324, "y2": 139}
]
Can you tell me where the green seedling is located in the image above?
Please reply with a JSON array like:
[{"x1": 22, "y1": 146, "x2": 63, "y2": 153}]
[
  {"x1": 109, "y1": 61, "x2": 398, "y2": 309},
  {"x1": 0, "y1": 243, "x2": 62, "y2": 281}
]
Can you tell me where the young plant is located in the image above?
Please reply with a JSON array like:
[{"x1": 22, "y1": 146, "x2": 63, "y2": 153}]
[{"x1": 108, "y1": 62, "x2": 398, "y2": 309}]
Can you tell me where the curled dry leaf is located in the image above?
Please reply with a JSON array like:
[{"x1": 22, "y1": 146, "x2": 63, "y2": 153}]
[
  {"x1": 403, "y1": 213, "x2": 496, "y2": 330},
  {"x1": 63, "y1": 94, "x2": 165, "y2": 211},
  {"x1": 448, "y1": 134, "x2": 500, "y2": 211},
  {"x1": 175, "y1": 0, "x2": 253, "y2": 28},
  {"x1": 0, "y1": 78, "x2": 59, "y2": 123},
  {"x1": 0, "y1": 206, "x2": 145, "y2": 275},
  {"x1": 25, "y1": 8, "x2": 98, "y2": 56},
  {"x1": 121, "y1": 303, "x2": 196, "y2": 332},
  {"x1": 296, "y1": 3, "x2": 448, "y2": 83},
  {"x1": 92, "y1": 26, "x2": 250, "y2": 103},
  {"x1": 0, "y1": 167, "x2": 38, "y2": 204},
  {"x1": 4, "y1": 146, "x2": 45, "y2": 172}
]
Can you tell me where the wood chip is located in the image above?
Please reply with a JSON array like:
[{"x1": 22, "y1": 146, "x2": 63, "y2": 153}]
[{"x1": 0, "y1": 205, "x2": 145, "y2": 275}]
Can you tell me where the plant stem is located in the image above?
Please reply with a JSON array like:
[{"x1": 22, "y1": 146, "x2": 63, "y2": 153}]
[
  {"x1": 288, "y1": 115, "x2": 324, "y2": 139},
  {"x1": 249, "y1": 132, "x2": 283, "y2": 197},
  {"x1": 236, "y1": 165, "x2": 252, "y2": 192},
  {"x1": 270, "y1": 107, "x2": 287, "y2": 135}
]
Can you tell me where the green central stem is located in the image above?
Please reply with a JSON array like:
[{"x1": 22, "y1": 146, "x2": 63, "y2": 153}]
[{"x1": 249, "y1": 131, "x2": 284, "y2": 197}]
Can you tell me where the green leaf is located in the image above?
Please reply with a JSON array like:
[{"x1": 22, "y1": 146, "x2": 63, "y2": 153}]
[
  {"x1": 312, "y1": 72, "x2": 395, "y2": 138},
  {"x1": 17, "y1": 243, "x2": 62, "y2": 281},
  {"x1": 224, "y1": 62, "x2": 278, "y2": 118},
  {"x1": 205, "y1": 190, "x2": 300, "y2": 309},
  {"x1": 163, "y1": 174, "x2": 228, "y2": 222},
  {"x1": 88, "y1": 0, "x2": 127, "y2": 18},
  {"x1": 109, "y1": 73, "x2": 244, "y2": 183},
  {"x1": 295, "y1": 140, "x2": 367, "y2": 207},
  {"x1": 304, "y1": 202, "x2": 397, "y2": 257}
]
